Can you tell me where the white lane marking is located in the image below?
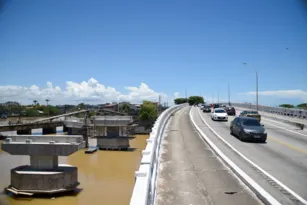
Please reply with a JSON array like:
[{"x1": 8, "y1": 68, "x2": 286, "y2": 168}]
[
  {"x1": 189, "y1": 108, "x2": 281, "y2": 205},
  {"x1": 196, "y1": 108, "x2": 307, "y2": 205},
  {"x1": 261, "y1": 118, "x2": 307, "y2": 137}
]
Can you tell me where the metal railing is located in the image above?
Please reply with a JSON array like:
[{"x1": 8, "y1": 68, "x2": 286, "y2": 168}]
[{"x1": 129, "y1": 104, "x2": 186, "y2": 205}]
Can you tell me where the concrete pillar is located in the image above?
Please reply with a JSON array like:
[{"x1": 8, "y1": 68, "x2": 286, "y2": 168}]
[
  {"x1": 42, "y1": 127, "x2": 57, "y2": 135},
  {"x1": 119, "y1": 127, "x2": 122, "y2": 136},
  {"x1": 17, "y1": 129, "x2": 32, "y2": 135},
  {"x1": 63, "y1": 125, "x2": 69, "y2": 133},
  {"x1": 104, "y1": 127, "x2": 107, "y2": 136},
  {"x1": 122, "y1": 126, "x2": 127, "y2": 136},
  {"x1": 30, "y1": 155, "x2": 58, "y2": 169}
]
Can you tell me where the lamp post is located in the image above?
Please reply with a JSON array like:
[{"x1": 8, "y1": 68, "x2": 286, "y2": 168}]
[
  {"x1": 243, "y1": 63, "x2": 258, "y2": 111},
  {"x1": 45, "y1": 99, "x2": 50, "y2": 117}
]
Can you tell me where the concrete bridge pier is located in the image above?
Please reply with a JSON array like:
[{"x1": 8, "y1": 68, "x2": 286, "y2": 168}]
[
  {"x1": 17, "y1": 129, "x2": 32, "y2": 135},
  {"x1": 63, "y1": 125, "x2": 69, "y2": 133},
  {"x1": 68, "y1": 127, "x2": 83, "y2": 135},
  {"x1": 42, "y1": 127, "x2": 57, "y2": 135},
  {"x1": 1, "y1": 135, "x2": 85, "y2": 195}
]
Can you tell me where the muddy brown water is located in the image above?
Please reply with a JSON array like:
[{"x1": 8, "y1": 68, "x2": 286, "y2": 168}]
[{"x1": 0, "y1": 135, "x2": 148, "y2": 205}]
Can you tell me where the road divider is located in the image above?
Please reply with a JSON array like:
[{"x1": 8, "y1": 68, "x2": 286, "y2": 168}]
[
  {"x1": 130, "y1": 104, "x2": 186, "y2": 205},
  {"x1": 195, "y1": 107, "x2": 307, "y2": 205}
]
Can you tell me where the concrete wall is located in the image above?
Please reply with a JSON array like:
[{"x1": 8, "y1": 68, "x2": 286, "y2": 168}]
[
  {"x1": 11, "y1": 165, "x2": 78, "y2": 192},
  {"x1": 2, "y1": 143, "x2": 84, "y2": 156},
  {"x1": 97, "y1": 137, "x2": 130, "y2": 149},
  {"x1": 30, "y1": 156, "x2": 58, "y2": 169},
  {"x1": 2, "y1": 135, "x2": 84, "y2": 143}
]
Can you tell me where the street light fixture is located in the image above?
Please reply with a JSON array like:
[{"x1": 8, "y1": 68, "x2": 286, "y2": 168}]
[
  {"x1": 45, "y1": 99, "x2": 50, "y2": 117},
  {"x1": 243, "y1": 62, "x2": 258, "y2": 111}
]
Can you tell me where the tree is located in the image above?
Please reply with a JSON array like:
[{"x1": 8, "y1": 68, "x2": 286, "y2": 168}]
[
  {"x1": 174, "y1": 98, "x2": 188, "y2": 105},
  {"x1": 26, "y1": 108, "x2": 39, "y2": 117},
  {"x1": 33, "y1": 100, "x2": 38, "y2": 107},
  {"x1": 297, "y1": 103, "x2": 307, "y2": 110},
  {"x1": 188, "y1": 96, "x2": 204, "y2": 105},
  {"x1": 139, "y1": 101, "x2": 158, "y2": 129},
  {"x1": 120, "y1": 104, "x2": 131, "y2": 113},
  {"x1": 78, "y1": 103, "x2": 86, "y2": 110},
  {"x1": 279, "y1": 104, "x2": 294, "y2": 108}
]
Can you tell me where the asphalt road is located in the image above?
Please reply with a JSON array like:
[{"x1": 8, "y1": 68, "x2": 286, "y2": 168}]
[
  {"x1": 193, "y1": 106, "x2": 307, "y2": 205},
  {"x1": 156, "y1": 106, "x2": 262, "y2": 205}
]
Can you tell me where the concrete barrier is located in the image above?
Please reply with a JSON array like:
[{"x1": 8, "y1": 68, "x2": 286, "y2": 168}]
[
  {"x1": 234, "y1": 106, "x2": 306, "y2": 130},
  {"x1": 129, "y1": 104, "x2": 186, "y2": 205}
]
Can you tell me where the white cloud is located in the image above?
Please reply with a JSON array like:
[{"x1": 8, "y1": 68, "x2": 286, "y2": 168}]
[
  {"x1": 242, "y1": 90, "x2": 307, "y2": 101},
  {"x1": 0, "y1": 78, "x2": 167, "y2": 105},
  {"x1": 174, "y1": 92, "x2": 180, "y2": 98}
]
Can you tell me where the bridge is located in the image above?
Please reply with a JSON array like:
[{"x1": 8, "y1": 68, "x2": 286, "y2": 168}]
[
  {"x1": 0, "y1": 110, "x2": 88, "y2": 133},
  {"x1": 130, "y1": 103, "x2": 307, "y2": 205},
  {"x1": 0, "y1": 109, "x2": 127, "y2": 133}
]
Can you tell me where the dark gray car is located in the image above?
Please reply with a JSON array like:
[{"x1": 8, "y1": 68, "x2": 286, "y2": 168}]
[{"x1": 230, "y1": 117, "x2": 267, "y2": 142}]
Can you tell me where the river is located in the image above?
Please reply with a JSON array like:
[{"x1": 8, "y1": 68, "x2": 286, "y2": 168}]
[{"x1": 0, "y1": 129, "x2": 148, "y2": 205}]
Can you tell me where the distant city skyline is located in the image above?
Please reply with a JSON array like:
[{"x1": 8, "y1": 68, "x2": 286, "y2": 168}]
[{"x1": 1, "y1": 0, "x2": 307, "y2": 106}]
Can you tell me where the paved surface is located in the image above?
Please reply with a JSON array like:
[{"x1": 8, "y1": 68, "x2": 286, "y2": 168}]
[
  {"x1": 234, "y1": 106, "x2": 307, "y2": 126},
  {"x1": 156, "y1": 106, "x2": 262, "y2": 205},
  {"x1": 194, "y1": 107, "x2": 307, "y2": 204}
]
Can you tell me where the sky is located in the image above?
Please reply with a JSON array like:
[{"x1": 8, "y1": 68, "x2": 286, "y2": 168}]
[{"x1": 0, "y1": 0, "x2": 307, "y2": 106}]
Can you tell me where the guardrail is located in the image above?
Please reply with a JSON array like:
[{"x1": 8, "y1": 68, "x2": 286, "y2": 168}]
[
  {"x1": 231, "y1": 103, "x2": 307, "y2": 119},
  {"x1": 130, "y1": 104, "x2": 186, "y2": 205}
]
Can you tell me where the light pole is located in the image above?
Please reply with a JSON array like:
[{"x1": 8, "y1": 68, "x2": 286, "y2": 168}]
[
  {"x1": 228, "y1": 83, "x2": 230, "y2": 106},
  {"x1": 243, "y1": 63, "x2": 258, "y2": 111},
  {"x1": 45, "y1": 99, "x2": 49, "y2": 116}
]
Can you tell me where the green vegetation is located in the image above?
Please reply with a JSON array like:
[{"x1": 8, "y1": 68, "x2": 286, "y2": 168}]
[
  {"x1": 279, "y1": 104, "x2": 294, "y2": 108},
  {"x1": 0, "y1": 101, "x2": 60, "y2": 117},
  {"x1": 297, "y1": 103, "x2": 307, "y2": 110},
  {"x1": 139, "y1": 101, "x2": 158, "y2": 129},
  {"x1": 174, "y1": 98, "x2": 188, "y2": 105},
  {"x1": 120, "y1": 104, "x2": 131, "y2": 113},
  {"x1": 279, "y1": 103, "x2": 307, "y2": 110},
  {"x1": 188, "y1": 96, "x2": 204, "y2": 105}
]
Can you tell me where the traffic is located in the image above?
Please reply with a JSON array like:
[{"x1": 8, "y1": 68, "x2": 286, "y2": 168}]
[
  {"x1": 191, "y1": 104, "x2": 307, "y2": 204},
  {"x1": 199, "y1": 103, "x2": 266, "y2": 142}
]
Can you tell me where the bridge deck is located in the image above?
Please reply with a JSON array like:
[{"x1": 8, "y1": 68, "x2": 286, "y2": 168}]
[{"x1": 155, "y1": 106, "x2": 261, "y2": 205}]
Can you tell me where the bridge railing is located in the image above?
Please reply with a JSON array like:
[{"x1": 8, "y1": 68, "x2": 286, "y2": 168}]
[
  {"x1": 231, "y1": 103, "x2": 307, "y2": 119},
  {"x1": 130, "y1": 104, "x2": 186, "y2": 205}
]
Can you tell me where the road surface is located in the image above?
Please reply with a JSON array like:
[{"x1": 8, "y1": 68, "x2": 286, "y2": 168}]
[
  {"x1": 155, "y1": 106, "x2": 262, "y2": 205},
  {"x1": 193, "y1": 106, "x2": 307, "y2": 205}
]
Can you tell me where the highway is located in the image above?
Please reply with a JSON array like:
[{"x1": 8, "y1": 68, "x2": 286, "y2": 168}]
[
  {"x1": 191, "y1": 106, "x2": 307, "y2": 205},
  {"x1": 156, "y1": 106, "x2": 263, "y2": 205}
]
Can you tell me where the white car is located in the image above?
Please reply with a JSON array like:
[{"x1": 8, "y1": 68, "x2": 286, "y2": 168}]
[{"x1": 211, "y1": 108, "x2": 228, "y2": 121}]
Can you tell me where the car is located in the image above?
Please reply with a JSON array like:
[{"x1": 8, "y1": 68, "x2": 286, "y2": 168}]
[
  {"x1": 202, "y1": 105, "x2": 211, "y2": 112},
  {"x1": 211, "y1": 108, "x2": 228, "y2": 121},
  {"x1": 212, "y1": 104, "x2": 220, "y2": 109},
  {"x1": 239, "y1": 110, "x2": 261, "y2": 122},
  {"x1": 225, "y1": 107, "x2": 236, "y2": 115},
  {"x1": 220, "y1": 104, "x2": 226, "y2": 109},
  {"x1": 230, "y1": 117, "x2": 267, "y2": 142}
]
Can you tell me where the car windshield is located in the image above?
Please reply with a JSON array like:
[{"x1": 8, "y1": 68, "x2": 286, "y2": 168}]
[
  {"x1": 241, "y1": 119, "x2": 261, "y2": 126},
  {"x1": 247, "y1": 111, "x2": 259, "y2": 114},
  {"x1": 215, "y1": 109, "x2": 225, "y2": 113}
]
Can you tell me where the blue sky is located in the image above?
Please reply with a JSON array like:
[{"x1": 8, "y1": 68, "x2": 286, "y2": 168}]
[{"x1": 0, "y1": 0, "x2": 307, "y2": 105}]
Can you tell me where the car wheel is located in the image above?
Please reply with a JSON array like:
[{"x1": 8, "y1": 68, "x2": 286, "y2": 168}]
[
  {"x1": 239, "y1": 131, "x2": 244, "y2": 141},
  {"x1": 230, "y1": 127, "x2": 234, "y2": 135}
]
